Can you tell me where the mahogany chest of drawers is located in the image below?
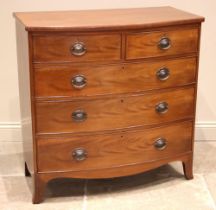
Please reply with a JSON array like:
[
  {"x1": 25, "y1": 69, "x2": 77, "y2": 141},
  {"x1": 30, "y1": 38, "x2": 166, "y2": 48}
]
[{"x1": 14, "y1": 7, "x2": 204, "y2": 203}]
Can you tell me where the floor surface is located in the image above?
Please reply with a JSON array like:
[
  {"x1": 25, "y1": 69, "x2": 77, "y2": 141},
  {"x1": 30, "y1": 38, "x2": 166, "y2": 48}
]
[{"x1": 0, "y1": 141, "x2": 216, "y2": 210}]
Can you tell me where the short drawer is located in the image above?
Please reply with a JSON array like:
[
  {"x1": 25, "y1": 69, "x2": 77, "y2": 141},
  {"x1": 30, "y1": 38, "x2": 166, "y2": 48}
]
[
  {"x1": 35, "y1": 57, "x2": 197, "y2": 98},
  {"x1": 37, "y1": 121, "x2": 193, "y2": 172},
  {"x1": 33, "y1": 34, "x2": 121, "y2": 62},
  {"x1": 126, "y1": 28, "x2": 199, "y2": 60},
  {"x1": 35, "y1": 87, "x2": 195, "y2": 134}
]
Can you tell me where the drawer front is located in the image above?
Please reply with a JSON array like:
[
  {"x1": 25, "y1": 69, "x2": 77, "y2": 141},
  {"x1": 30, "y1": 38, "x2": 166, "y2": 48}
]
[
  {"x1": 35, "y1": 57, "x2": 197, "y2": 98},
  {"x1": 126, "y1": 28, "x2": 199, "y2": 60},
  {"x1": 36, "y1": 87, "x2": 195, "y2": 134},
  {"x1": 33, "y1": 34, "x2": 121, "y2": 62},
  {"x1": 37, "y1": 121, "x2": 193, "y2": 172}
]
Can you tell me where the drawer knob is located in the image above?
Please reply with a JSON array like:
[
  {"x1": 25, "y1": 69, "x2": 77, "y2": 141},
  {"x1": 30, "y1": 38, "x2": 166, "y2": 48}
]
[
  {"x1": 72, "y1": 75, "x2": 87, "y2": 89},
  {"x1": 72, "y1": 110, "x2": 87, "y2": 122},
  {"x1": 72, "y1": 148, "x2": 87, "y2": 161},
  {"x1": 158, "y1": 37, "x2": 171, "y2": 50},
  {"x1": 154, "y1": 138, "x2": 167, "y2": 150},
  {"x1": 71, "y1": 42, "x2": 86, "y2": 56},
  {"x1": 157, "y1": 67, "x2": 170, "y2": 80},
  {"x1": 155, "y1": 102, "x2": 168, "y2": 114}
]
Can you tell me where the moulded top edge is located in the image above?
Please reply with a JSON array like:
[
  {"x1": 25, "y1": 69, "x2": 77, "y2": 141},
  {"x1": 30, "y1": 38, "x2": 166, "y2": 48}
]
[{"x1": 13, "y1": 6, "x2": 205, "y2": 32}]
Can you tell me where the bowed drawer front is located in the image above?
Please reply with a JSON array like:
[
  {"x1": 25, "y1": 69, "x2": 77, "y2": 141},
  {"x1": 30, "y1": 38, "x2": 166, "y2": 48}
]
[
  {"x1": 35, "y1": 57, "x2": 197, "y2": 98},
  {"x1": 37, "y1": 121, "x2": 193, "y2": 172},
  {"x1": 126, "y1": 28, "x2": 199, "y2": 59},
  {"x1": 33, "y1": 34, "x2": 121, "y2": 62},
  {"x1": 36, "y1": 87, "x2": 195, "y2": 134},
  {"x1": 14, "y1": 7, "x2": 204, "y2": 203}
]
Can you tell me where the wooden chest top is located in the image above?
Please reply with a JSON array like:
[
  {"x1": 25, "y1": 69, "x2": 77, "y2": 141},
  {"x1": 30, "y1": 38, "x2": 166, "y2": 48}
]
[{"x1": 14, "y1": 7, "x2": 204, "y2": 31}]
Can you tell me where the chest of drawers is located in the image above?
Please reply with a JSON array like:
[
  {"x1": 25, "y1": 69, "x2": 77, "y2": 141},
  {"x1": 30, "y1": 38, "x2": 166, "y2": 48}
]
[{"x1": 14, "y1": 7, "x2": 204, "y2": 203}]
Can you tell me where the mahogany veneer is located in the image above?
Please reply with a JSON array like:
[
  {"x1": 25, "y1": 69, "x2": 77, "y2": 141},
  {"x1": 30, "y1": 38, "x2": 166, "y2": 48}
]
[
  {"x1": 35, "y1": 57, "x2": 197, "y2": 98},
  {"x1": 33, "y1": 34, "x2": 121, "y2": 62},
  {"x1": 126, "y1": 27, "x2": 199, "y2": 59},
  {"x1": 14, "y1": 7, "x2": 204, "y2": 203},
  {"x1": 36, "y1": 87, "x2": 195, "y2": 134}
]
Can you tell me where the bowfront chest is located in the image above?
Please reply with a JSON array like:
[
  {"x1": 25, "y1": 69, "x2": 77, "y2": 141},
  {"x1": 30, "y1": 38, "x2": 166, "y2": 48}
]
[{"x1": 14, "y1": 7, "x2": 204, "y2": 203}]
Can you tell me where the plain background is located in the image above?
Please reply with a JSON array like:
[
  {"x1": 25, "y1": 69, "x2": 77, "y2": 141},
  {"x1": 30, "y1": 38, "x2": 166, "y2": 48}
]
[{"x1": 0, "y1": 0, "x2": 215, "y2": 140}]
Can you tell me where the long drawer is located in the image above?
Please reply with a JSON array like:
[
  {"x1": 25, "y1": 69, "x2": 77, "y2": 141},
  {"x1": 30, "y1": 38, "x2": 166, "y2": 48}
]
[
  {"x1": 33, "y1": 34, "x2": 121, "y2": 63},
  {"x1": 126, "y1": 27, "x2": 199, "y2": 60},
  {"x1": 37, "y1": 121, "x2": 193, "y2": 172},
  {"x1": 35, "y1": 87, "x2": 195, "y2": 134},
  {"x1": 35, "y1": 57, "x2": 197, "y2": 98}
]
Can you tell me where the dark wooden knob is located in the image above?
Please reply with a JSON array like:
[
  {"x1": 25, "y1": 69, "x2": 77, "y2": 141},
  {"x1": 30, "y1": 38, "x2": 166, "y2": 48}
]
[
  {"x1": 154, "y1": 138, "x2": 167, "y2": 150},
  {"x1": 72, "y1": 75, "x2": 87, "y2": 89},
  {"x1": 156, "y1": 67, "x2": 170, "y2": 80},
  {"x1": 72, "y1": 110, "x2": 87, "y2": 122},
  {"x1": 71, "y1": 42, "x2": 86, "y2": 56},
  {"x1": 158, "y1": 37, "x2": 171, "y2": 50},
  {"x1": 72, "y1": 148, "x2": 87, "y2": 161},
  {"x1": 155, "y1": 102, "x2": 168, "y2": 114}
]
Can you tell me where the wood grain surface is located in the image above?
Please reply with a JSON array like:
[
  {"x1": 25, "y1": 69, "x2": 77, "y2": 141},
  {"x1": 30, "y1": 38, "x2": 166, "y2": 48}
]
[
  {"x1": 34, "y1": 57, "x2": 197, "y2": 99},
  {"x1": 35, "y1": 87, "x2": 195, "y2": 134},
  {"x1": 37, "y1": 121, "x2": 193, "y2": 172},
  {"x1": 13, "y1": 7, "x2": 204, "y2": 203},
  {"x1": 14, "y1": 7, "x2": 204, "y2": 32},
  {"x1": 33, "y1": 34, "x2": 121, "y2": 62},
  {"x1": 126, "y1": 27, "x2": 199, "y2": 59},
  {"x1": 15, "y1": 21, "x2": 35, "y2": 174}
]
